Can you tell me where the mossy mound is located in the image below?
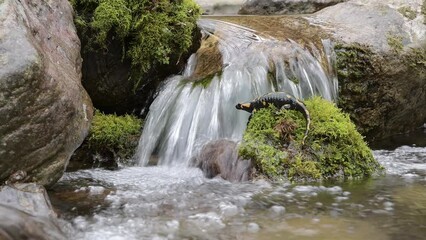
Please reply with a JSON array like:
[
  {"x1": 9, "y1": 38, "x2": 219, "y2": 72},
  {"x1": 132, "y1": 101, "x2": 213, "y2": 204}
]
[
  {"x1": 238, "y1": 97, "x2": 382, "y2": 182},
  {"x1": 88, "y1": 111, "x2": 142, "y2": 166},
  {"x1": 70, "y1": 0, "x2": 201, "y2": 86},
  {"x1": 68, "y1": 111, "x2": 143, "y2": 171}
]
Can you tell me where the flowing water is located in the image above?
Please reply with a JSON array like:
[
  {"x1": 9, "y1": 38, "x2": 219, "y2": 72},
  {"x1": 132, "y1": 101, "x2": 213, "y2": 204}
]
[
  {"x1": 135, "y1": 19, "x2": 337, "y2": 166},
  {"x1": 51, "y1": 132, "x2": 426, "y2": 240},
  {"x1": 50, "y1": 19, "x2": 426, "y2": 239}
]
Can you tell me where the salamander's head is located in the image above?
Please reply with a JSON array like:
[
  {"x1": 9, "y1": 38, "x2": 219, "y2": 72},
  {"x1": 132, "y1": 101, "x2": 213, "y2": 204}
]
[{"x1": 235, "y1": 102, "x2": 254, "y2": 113}]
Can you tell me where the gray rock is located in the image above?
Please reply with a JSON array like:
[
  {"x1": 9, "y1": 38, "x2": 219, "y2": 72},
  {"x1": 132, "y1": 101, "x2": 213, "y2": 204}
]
[
  {"x1": 0, "y1": 0, "x2": 93, "y2": 186},
  {"x1": 193, "y1": 140, "x2": 253, "y2": 182},
  {"x1": 239, "y1": 0, "x2": 346, "y2": 15},
  {"x1": 0, "y1": 183, "x2": 66, "y2": 240},
  {"x1": 310, "y1": 0, "x2": 426, "y2": 140},
  {"x1": 312, "y1": 0, "x2": 425, "y2": 52}
]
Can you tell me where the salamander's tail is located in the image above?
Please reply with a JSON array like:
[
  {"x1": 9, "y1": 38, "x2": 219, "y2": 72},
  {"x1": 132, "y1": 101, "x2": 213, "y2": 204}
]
[{"x1": 301, "y1": 108, "x2": 310, "y2": 146}]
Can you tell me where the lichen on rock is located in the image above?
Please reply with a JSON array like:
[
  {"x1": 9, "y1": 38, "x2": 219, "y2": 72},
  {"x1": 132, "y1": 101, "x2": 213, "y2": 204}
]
[{"x1": 238, "y1": 97, "x2": 382, "y2": 182}]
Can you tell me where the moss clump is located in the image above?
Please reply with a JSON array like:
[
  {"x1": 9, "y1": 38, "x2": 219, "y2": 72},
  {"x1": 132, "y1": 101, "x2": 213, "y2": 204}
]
[
  {"x1": 387, "y1": 33, "x2": 404, "y2": 54},
  {"x1": 70, "y1": 0, "x2": 201, "y2": 86},
  {"x1": 238, "y1": 97, "x2": 382, "y2": 182},
  {"x1": 88, "y1": 111, "x2": 143, "y2": 165},
  {"x1": 335, "y1": 43, "x2": 376, "y2": 81},
  {"x1": 398, "y1": 6, "x2": 417, "y2": 20}
]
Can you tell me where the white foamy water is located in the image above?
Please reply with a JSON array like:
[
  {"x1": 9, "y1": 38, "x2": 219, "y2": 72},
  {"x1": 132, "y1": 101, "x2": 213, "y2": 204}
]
[
  {"x1": 135, "y1": 19, "x2": 338, "y2": 166},
  {"x1": 56, "y1": 144, "x2": 426, "y2": 239},
  {"x1": 374, "y1": 145, "x2": 426, "y2": 177}
]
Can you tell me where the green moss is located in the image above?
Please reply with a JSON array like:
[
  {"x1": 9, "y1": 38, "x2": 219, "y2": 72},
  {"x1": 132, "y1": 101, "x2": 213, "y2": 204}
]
[
  {"x1": 398, "y1": 6, "x2": 417, "y2": 20},
  {"x1": 178, "y1": 71, "x2": 221, "y2": 89},
  {"x1": 405, "y1": 45, "x2": 426, "y2": 68},
  {"x1": 288, "y1": 156, "x2": 321, "y2": 180},
  {"x1": 70, "y1": 0, "x2": 201, "y2": 86},
  {"x1": 335, "y1": 43, "x2": 375, "y2": 81},
  {"x1": 238, "y1": 97, "x2": 382, "y2": 182},
  {"x1": 88, "y1": 111, "x2": 143, "y2": 164},
  {"x1": 387, "y1": 33, "x2": 404, "y2": 54}
]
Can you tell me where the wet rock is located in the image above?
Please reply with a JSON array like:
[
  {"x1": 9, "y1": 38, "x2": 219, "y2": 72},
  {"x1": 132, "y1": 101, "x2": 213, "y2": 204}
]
[
  {"x1": 49, "y1": 181, "x2": 114, "y2": 218},
  {"x1": 0, "y1": 0, "x2": 93, "y2": 186},
  {"x1": 185, "y1": 34, "x2": 224, "y2": 83},
  {"x1": 239, "y1": 0, "x2": 346, "y2": 15},
  {"x1": 0, "y1": 183, "x2": 66, "y2": 240},
  {"x1": 193, "y1": 140, "x2": 253, "y2": 182},
  {"x1": 312, "y1": 0, "x2": 426, "y2": 141}
]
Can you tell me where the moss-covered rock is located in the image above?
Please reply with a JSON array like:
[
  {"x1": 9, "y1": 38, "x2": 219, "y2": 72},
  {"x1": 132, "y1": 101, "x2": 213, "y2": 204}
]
[
  {"x1": 335, "y1": 42, "x2": 426, "y2": 141},
  {"x1": 68, "y1": 111, "x2": 142, "y2": 171},
  {"x1": 70, "y1": 0, "x2": 201, "y2": 114},
  {"x1": 238, "y1": 97, "x2": 382, "y2": 182}
]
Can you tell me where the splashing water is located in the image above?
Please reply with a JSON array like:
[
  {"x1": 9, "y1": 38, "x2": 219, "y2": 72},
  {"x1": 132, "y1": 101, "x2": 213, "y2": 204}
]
[{"x1": 135, "y1": 19, "x2": 338, "y2": 166}]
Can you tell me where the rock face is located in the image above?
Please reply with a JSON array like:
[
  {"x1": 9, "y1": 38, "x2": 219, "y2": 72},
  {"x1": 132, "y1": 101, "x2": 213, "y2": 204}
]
[
  {"x1": 193, "y1": 140, "x2": 252, "y2": 182},
  {"x1": 312, "y1": 0, "x2": 426, "y2": 141},
  {"x1": 0, "y1": 184, "x2": 66, "y2": 240},
  {"x1": 0, "y1": 0, "x2": 93, "y2": 186},
  {"x1": 239, "y1": 0, "x2": 346, "y2": 15}
]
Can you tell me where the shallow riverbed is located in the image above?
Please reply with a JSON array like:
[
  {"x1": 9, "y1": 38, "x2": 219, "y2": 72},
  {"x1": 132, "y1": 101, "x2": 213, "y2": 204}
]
[{"x1": 50, "y1": 130, "x2": 426, "y2": 240}]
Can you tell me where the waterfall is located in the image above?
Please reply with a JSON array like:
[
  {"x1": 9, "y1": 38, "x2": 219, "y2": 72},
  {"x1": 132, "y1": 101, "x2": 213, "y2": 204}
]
[{"x1": 135, "y1": 19, "x2": 338, "y2": 166}]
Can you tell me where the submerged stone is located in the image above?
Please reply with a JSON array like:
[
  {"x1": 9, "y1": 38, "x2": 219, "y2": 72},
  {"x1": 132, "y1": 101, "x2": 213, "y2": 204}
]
[
  {"x1": 0, "y1": 183, "x2": 66, "y2": 240},
  {"x1": 193, "y1": 139, "x2": 252, "y2": 182},
  {"x1": 238, "y1": 97, "x2": 382, "y2": 181}
]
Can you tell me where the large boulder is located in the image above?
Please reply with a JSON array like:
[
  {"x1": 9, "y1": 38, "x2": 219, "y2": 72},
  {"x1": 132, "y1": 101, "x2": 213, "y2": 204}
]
[
  {"x1": 0, "y1": 0, "x2": 93, "y2": 186},
  {"x1": 238, "y1": 0, "x2": 346, "y2": 15},
  {"x1": 0, "y1": 183, "x2": 66, "y2": 240},
  {"x1": 312, "y1": 0, "x2": 426, "y2": 141}
]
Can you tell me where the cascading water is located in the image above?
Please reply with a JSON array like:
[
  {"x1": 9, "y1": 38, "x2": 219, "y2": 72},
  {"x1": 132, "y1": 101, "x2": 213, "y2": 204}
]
[{"x1": 135, "y1": 19, "x2": 338, "y2": 166}]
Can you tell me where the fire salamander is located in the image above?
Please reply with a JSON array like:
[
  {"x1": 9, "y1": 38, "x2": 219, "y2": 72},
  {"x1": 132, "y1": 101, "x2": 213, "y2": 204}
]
[{"x1": 236, "y1": 92, "x2": 311, "y2": 145}]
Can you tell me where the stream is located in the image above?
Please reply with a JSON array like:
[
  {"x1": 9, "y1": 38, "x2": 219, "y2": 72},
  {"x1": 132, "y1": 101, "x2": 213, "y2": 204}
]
[{"x1": 51, "y1": 130, "x2": 426, "y2": 240}]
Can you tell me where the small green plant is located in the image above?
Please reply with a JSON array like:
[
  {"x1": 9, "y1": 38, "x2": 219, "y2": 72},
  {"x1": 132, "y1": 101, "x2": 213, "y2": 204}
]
[
  {"x1": 88, "y1": 111, "x2": 143, "y2": 164},
  {"x1": 238, "y1": 97, "x2": 382, "y2": 182}
]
